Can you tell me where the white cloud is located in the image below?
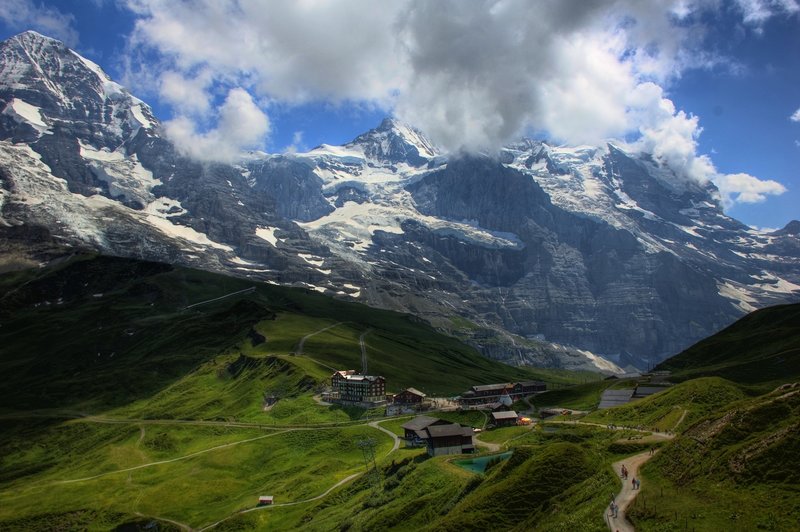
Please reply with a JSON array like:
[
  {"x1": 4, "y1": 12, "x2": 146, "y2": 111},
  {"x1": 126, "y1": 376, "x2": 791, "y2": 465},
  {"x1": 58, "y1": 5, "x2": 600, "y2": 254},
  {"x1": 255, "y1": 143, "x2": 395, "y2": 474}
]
[
  {"x1": 734, "y1": 0, "x2": 799, "y2": 26},
  {"x1": 118, "y1": 0, "x2": 787, "y2": 204},
  {"x1": 159, "y1": 70, "x2": 213, "y2": 115},
  {"x1": 714, "y1": 172, "x2": 788, "y2": 207},
  {"x1": 164, "y1": 88, "x2": 270, "y2": 163},
  {"x1": 791, "y1": 107, "x2": 800, "y2": 122},
  {"x1": 283, "y1": 131, "x2": 305, "y2": 154},
  {"x1": 0, "y1": 0, "x2": 79, "y2": 46}
]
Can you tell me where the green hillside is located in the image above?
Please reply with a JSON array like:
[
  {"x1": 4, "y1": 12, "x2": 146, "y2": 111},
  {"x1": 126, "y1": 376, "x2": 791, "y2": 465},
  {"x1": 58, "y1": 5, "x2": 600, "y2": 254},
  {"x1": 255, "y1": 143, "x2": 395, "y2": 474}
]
[
  {"x1": 2, "y1": 255, "x2": 799, "y2": 530},
  {"x1": 0, "y1": 254, "x2": 576, "y2": 417},
  {"x1": 654, "y1": 302, "x2": 800, "y2": 388},
  {"x1": 628, "y1": 382, "x2": 800, "y2": 531}
]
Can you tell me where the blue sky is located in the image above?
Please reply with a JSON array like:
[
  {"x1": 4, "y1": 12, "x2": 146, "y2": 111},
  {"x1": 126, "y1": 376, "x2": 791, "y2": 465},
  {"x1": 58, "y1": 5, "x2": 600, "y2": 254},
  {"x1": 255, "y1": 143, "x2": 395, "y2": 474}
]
[{"x1": 1, "y1": 0, "x2": 798, "y2": 230}]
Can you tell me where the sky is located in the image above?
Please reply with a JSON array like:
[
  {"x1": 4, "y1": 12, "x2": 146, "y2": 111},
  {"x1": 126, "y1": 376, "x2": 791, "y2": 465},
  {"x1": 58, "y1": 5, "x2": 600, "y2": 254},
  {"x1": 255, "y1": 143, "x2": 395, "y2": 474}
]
[{"x1": 0, "y1": 0, "x2": 798, "y2": 230}]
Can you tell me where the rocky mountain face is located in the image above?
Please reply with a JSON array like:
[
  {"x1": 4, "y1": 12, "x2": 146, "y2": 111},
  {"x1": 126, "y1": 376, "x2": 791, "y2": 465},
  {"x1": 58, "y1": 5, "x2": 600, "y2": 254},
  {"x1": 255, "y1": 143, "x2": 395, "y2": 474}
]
[{"x1": 2, "y1": 31, "x2": 799, "y2": 371}]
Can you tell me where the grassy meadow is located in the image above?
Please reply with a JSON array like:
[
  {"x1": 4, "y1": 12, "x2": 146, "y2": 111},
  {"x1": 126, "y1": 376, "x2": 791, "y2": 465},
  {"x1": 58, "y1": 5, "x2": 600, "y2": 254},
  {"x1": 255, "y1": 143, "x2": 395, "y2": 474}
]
[{"x1": 2, "y1": 256, "x2": 799, "y2": 530}]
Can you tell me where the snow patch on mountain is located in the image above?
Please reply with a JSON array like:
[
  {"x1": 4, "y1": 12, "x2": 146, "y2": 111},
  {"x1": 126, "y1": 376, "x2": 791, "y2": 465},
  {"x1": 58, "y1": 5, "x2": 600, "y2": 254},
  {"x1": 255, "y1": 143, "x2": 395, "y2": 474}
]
[
  {"x1": 2, "y1": 98, "x2": 50, "y2": 133},
  {"x1": 80, "y1": 142, "x2": 161, "y2": 207},
  {"x1": 717, "y1": 280, "x2": 759, "y2": 313},
  {"x1": 255, "y1": 226, "x2": 280, "y2": 246},
  {"x1": 130, "y1": 104, "x2": 154, "y2": 130}
]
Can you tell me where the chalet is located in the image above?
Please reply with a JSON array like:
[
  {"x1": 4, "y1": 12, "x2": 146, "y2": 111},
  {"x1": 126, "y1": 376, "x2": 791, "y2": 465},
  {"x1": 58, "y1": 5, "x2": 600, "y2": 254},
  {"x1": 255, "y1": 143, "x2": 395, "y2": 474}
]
[
  {"x1": 257, "y1": 495, "x2": 273, "y2": 506},
  {"x1": 394, "y1": 387, "x2": 427, "y2": 405},
  {"x1": 491, "y1": 410, "x2": 519, "y2": 427},
  {"x1": 417, "y1": 423, "x2": 475, "y2": 456},
  {"x1": 401, "y1": 415, "x2": 449, "y2": 441},
  {"x1": 330, "y1": 370, "x2": 386, "y2": 406}
]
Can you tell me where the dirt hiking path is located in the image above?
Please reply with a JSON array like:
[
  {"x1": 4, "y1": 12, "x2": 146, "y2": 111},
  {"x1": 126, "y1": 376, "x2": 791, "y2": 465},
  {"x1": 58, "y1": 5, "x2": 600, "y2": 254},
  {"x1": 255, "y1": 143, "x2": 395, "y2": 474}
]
[{"x1": 606, "y1": 450, "x2": 656, "y2": 532}]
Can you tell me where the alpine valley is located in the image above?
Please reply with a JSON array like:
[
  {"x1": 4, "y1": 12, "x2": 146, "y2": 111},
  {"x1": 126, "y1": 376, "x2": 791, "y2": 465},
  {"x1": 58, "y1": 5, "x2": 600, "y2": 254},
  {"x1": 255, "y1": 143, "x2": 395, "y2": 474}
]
[{"x1": 2, "y1": 30, "x2": 799, "y2": 373}]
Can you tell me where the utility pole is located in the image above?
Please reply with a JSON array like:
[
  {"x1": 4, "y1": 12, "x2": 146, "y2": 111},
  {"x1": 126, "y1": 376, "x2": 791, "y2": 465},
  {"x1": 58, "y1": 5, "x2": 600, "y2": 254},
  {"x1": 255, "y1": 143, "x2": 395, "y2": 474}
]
[{"x1": 357, "y1": 437, "x2": 381, "y2": 490}]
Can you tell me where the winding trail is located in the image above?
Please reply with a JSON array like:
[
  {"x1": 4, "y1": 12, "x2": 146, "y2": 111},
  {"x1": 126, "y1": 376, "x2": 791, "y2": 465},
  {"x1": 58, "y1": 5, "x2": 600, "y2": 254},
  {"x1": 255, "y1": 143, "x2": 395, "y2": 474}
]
[
  {"x1": 56, "y1": 430, "x2": 290, "y2": 484},
  {"x1": 672, "y1": 408, "x2": 689, "y2": 431},
  {"x1": 369, "y1": 420, "x2": 400, "y2": 456},
  {"x1": 183, "y1": 287, "x2": 255, "y2": 310},
  {"x1": 198, "y1": 472, "x2": 362, "y2": 531},
  {"x1": 294, "y1": 321, "x2": 345, "y2": 355},
  {"x1": 544, "y1": 420, "x2": 674, "y2": 441},
  {"x1": 359, "y1": 328, "x2": 372, "y2": 374},
  {"x1": 606, "y1": 450, "x2": 657, "y2": 532},
  {"x1": 473, "y1": 435, "x2": 501, "y2": 453}
]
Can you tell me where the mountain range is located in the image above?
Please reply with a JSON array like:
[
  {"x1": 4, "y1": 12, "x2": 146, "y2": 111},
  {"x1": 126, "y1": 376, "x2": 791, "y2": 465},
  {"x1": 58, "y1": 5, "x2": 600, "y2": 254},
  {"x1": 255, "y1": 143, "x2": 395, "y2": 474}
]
[{"x1": 1, "y1": 30, "x2": 798, "y2": 371}]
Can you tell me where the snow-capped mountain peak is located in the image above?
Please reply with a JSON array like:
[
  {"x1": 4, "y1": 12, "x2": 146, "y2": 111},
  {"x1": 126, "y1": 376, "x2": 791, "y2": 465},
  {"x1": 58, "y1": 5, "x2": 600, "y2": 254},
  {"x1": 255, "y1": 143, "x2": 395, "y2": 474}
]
[
  {"x1": 347, "y1": 117, "x2": 439, "y2": 166},
  {"x1": 1, "y1": 31, "x2": 799, "y2": 374}
]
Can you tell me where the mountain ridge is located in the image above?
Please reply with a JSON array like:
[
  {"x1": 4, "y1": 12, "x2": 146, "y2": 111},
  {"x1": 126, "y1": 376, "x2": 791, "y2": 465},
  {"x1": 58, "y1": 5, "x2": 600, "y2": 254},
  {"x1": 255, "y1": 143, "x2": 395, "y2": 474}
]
[{"x1": 1, "y1": 31, "x2": 799, "y2": 371}]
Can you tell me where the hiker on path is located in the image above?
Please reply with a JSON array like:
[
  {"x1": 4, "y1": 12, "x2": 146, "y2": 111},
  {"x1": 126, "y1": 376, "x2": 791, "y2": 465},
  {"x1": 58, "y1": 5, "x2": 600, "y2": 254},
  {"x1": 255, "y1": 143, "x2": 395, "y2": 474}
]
[{"x1": 632, "y1": 477, "x2": 636, "y2": 489}]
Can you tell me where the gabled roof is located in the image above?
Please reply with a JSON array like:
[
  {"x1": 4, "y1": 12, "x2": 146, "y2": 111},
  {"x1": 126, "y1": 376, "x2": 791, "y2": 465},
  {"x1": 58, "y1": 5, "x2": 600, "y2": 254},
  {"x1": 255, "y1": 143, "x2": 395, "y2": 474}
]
[
  {"x1": 472, "y1": 383, "x2": 510, "y2": 392},
  {"x1": 402, "y1": 415, "x2": 440, "y2": 431},
  {"x1": 634, "y1": 386, "x2": 668, "y2": 397},
  {"x1": 491, "y1": 410, "x2": 518, "y2": 420},
  {"x1": 400, "y1": 387, "x2": 426, "y2": 397},
  {"x1": 426, "y1": 423, "x2": 468, "y2": 438}
]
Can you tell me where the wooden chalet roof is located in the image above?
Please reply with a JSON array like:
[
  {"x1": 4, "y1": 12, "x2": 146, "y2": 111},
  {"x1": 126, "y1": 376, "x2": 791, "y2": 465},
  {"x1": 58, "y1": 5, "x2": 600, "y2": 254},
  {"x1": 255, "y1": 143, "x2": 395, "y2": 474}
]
[
  {"x1": 491, "y1": 410, "x2": 519, "y2": 420},
  {"x1": 402, "y1": 415, "x2": 440, "y2": 431},
  {"x1": 426, "y1": 423, "x2": 470, "y2": 438},
  {"x1": 400, "y1": 387, "x2": 426, "y2": 397}
]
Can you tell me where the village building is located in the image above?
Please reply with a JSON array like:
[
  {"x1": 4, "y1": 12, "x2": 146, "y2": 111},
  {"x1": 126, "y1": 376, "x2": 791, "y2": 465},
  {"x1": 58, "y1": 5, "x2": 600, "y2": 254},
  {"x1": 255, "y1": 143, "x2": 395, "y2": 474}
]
[
  {"x1": 401, "y1": 415, "x2": 449, "y2": 441},
  {"x1": 458, "y1": 380, "x2": 546, "y2": 406},
  {"x1": 257, "y1": 496, "x2": 273, "y2": 506},
  {"x1": 400, "y1": 415, "x2": 475, "y2": 455},
  {"x1": 393, "y1": 387, "x2": 427, "y2": 405},
  {"x1": 491, "y1": 410, "x2": 519, "y2": 427},
  {"x1": 329, "y1": 370, "x2": 386, "y2": 406},
  {"x1": 420, "y1": 423, "x2": 475, "y2": 456}
]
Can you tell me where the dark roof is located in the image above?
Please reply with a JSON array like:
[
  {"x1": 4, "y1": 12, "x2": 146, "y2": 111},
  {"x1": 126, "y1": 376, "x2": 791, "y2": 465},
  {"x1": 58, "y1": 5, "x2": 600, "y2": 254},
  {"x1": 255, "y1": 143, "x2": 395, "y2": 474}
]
[
  {"x1": 400, "y1": 387, "x2": 426, "y2": 397},
  {"x1": 634, "y1": 386, "x2": 668, "y2": 397},
  {"x1": 462, "y1": 427, "x2": 475, "y2": 437},
  {"x1": 414, "y1": 429, "x2": 429, "y2": 440},
  {"x1": 492, "y1": 410, "x2": 518, "y2": 420},
  {"x1": 598, "y1": 389, "x2": 635, "y2": 409},
  {"x1": 472, "y1": 383, "x2": 510, "y2": 392},
  {"x1": 518, "y1": 380, "x2": 546, "y2": 387},
  {"x1": 402, "y1": 415, "x2": 440, "y2": 431},
  {"x1": 427, "y1": 423, "x2": 468, "y2": 438}
]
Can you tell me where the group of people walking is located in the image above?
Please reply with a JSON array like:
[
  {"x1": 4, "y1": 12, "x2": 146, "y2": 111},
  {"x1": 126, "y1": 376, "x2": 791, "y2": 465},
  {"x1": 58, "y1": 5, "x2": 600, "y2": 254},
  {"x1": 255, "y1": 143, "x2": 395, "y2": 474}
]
[{"x1": 609, "y1": 463, "x2": 644, "y2": 519}]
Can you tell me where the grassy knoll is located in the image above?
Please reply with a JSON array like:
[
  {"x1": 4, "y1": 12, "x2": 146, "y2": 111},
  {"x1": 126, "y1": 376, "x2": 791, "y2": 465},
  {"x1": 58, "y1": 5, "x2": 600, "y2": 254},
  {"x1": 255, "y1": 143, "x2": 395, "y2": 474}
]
[
  {"x1": 244, "y1": 424, "x2": 638, "y2": 531},
  {"x1": 583, "y1": 377, "x2": 747, "y2": 432},
  {"x1": 530, "y1": 378, "x2": 633, "y2": 411},
  {"x1": 655, "y1": 302, "x2": 800, "y2": 389},
  {"x1": 0, "y1": 420, "x2": 393, "y2": 529},
  {"x1": 627, "y1": 383, "x2": 800, "y2": 531},
  {"x1": 0, "y1": 254, "x2": 587, "y2": 419},
  {"x1": 475, "y1": 425, "x2": 534, "y2": 445}
]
